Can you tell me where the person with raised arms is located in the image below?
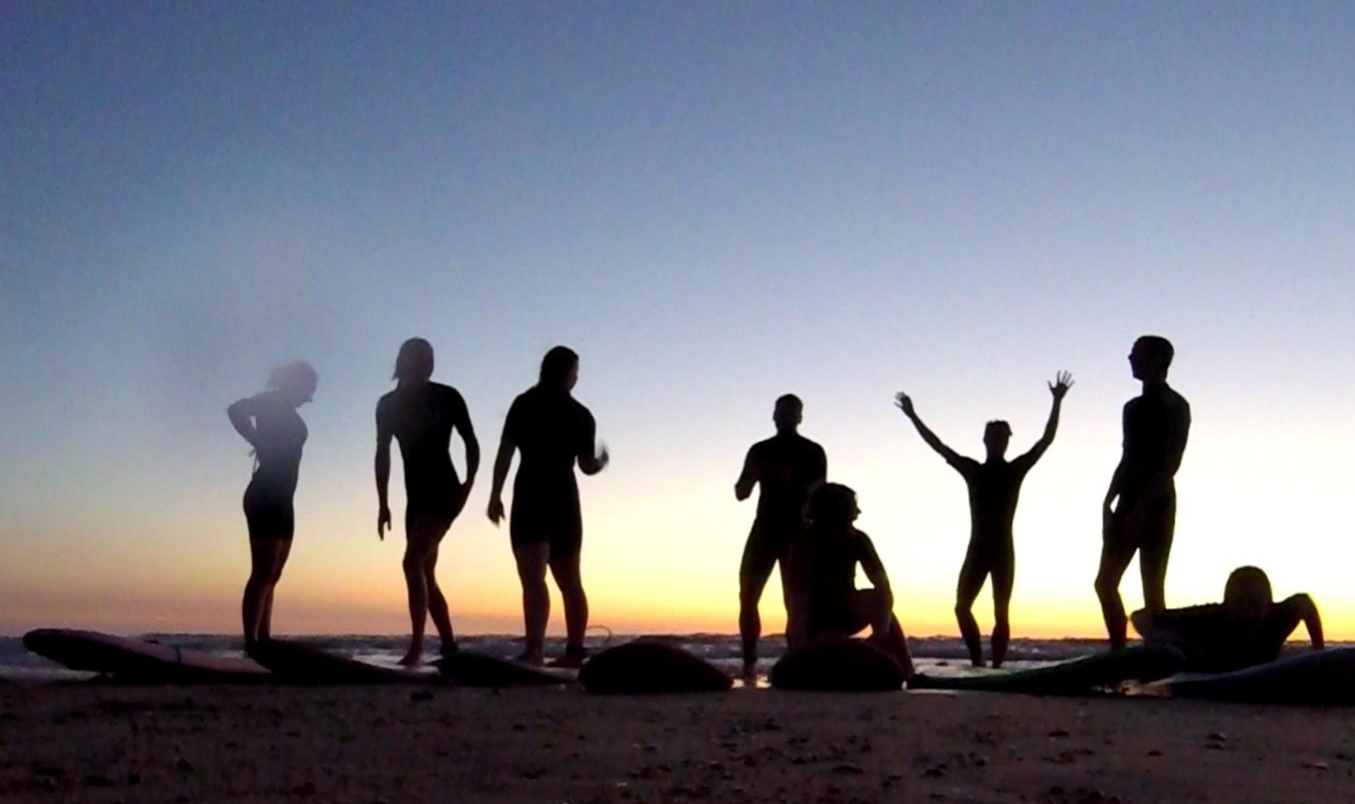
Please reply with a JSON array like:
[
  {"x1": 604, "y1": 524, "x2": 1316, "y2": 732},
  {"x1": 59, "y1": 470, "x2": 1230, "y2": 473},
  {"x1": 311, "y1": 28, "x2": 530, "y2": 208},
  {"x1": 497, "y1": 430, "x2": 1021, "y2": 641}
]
[
  {"x1": 375, "y1": 338, "x2": 480, "y2": 665},
  {"x1": 488, "y1": 346, "x2": 608, "y2": 667},
  {"x1": 228, "y1": 360, "x2": 318, "y2": 654},
  {"x1": 895, "y1": 372, "x2": 1073, "y2": 667}
]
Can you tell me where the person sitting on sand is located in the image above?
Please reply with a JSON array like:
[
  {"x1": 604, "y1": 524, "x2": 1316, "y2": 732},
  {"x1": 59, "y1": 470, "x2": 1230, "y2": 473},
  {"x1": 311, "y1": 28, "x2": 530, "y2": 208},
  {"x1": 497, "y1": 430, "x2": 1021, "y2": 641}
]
[
  {"x1": 894, "y1": 372, "x2": 1073, "y2": 668},
  {"x1": 784, "y1": 483, "x2": 914, "y2": 677},
  {"x1": 375, "y1": 338, "x2": 480, "y2": 665},
  {"x1": 1131, "y1": 566, "x2": 1324, "y2": 672},
  {"x1": 228, "y1": 360, "x2": 318, "y2": 653}
]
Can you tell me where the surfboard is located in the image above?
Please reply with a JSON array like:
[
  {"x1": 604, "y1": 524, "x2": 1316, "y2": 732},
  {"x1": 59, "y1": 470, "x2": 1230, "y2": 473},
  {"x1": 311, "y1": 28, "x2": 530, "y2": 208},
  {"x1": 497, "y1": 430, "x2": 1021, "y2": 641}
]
[
  {"x1": 771, "y1": 638, "x2": 909, "y2": 692},
  {"x1": 580, "y1": 641, "x2": 732, "y2": 694},
  {"x1": 248, "y1": 639, "x2": 438, "y2": 685},
  {"x1": 435, "y1": 651, "x2": 576, "y2": 687},
  {"x1": 22, "y1": 629, "x2": 269, "y2": 683},
  {"x1": 907, "y1": 644, "x2": 1186, "y2": 695},
  {"x1": 1160, "y1": 647, "x2": 1355, "y2": 704}
]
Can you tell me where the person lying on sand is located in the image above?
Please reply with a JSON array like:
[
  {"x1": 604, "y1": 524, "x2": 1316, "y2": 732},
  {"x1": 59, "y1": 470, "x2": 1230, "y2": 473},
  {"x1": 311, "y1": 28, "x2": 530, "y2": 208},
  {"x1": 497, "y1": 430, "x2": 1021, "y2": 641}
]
[
  {"x1": 784, "y1": 483, "x2": 914, "y2": 677},
  {"x1": 1131, "y1": 565, "x2": 1323, "y2": 672}
]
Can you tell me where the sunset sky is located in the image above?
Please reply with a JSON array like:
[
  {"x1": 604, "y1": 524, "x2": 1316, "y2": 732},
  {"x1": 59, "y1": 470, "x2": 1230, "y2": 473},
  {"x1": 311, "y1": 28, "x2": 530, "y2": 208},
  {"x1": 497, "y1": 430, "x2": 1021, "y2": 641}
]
[{"x1": 3, "y1": 2, "x2": 1353, "y2": 640}]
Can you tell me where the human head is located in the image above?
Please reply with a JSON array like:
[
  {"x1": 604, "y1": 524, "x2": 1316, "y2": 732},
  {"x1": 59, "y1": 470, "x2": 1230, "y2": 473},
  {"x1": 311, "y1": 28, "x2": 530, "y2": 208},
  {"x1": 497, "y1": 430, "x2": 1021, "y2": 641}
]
[
  {"x1": 268, "y1": 360, "x2": 318, "y2": 407},
  {"x1": 1223, "y1": 566, "x2": 1273, "y2": 628},
  {"x1": 1129, "y1": 335, "x2": 1174, "y2": 382},
  {"x1": 805, "y1": 482, "x2": 860, "y2": 530},
  {"x1": 773, "y1": 394, "x2": 803, "y2": 434},
  {"x1": 393, "y1": 337, "x2": 435, "y2": 384},
  {"x1": 983, "y1": 420, "x2": 1012, "y2": 458},
  {"x1": 539, "y1": 345, "x2": 579, "y2": 392}
]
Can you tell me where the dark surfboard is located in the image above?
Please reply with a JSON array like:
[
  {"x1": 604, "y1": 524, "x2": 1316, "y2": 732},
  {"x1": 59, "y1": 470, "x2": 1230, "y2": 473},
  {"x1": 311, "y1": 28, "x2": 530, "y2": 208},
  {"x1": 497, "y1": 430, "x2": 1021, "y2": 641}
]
[
  {"x1": 908, "y1": 644, "x2": 1186, "y2": 695},
  {"x1": 580, "y1": 641, "x2": 732, "y2": 694},
  {"x1": 249, "y1": 639, "x2": 438, "y2": 684},
  {"x1": 1162, "y1": 648, "x2": 1355, "y2": 704},
  {"x1": 771, "y1": 638, "x2": 909, "y2": 692},
  {"x1": 23, "y1": 629, "x2": 269, "y2": 683},
  {"x1": 435, "y1": 651, "x2": 576, "y2": 687}
]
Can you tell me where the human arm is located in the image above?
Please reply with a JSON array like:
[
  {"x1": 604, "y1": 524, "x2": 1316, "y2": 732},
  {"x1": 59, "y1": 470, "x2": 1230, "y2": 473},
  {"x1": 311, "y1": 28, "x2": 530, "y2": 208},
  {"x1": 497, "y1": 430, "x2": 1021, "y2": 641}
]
[
  {"x1": 1144, "y1": 396, "x2": 1191, "y2": 494},
  {"x1": 1281, "y1": 594, "x2": 1324, "y2": 650},
  {"x1": 1016, "y1": 371, "x2": 1073, "y2": 469},
  {"x1": 452, "y1": 391, "x2": 481, "y2": 496},
  {"x1": 375, "y1": 400, "x2": 393, "y2": 540},
  {"x1": 576, "y1": 408, "x2": 609, "y2": 476},
  {"x1": 734, "y1": 446, "x2": 758, "y2": 501},
  {"x1": 486, "y1": 435, "x2": 515, "y2": 525},
  {"x1": 858, "y1": 535, "x2": 896, "y2": 636},
  {"x1": 894, "y1": 392, "x2": 963, "y2": 467},
  {"x1": 227, "y1": 394, "x2": 266, "y2": 449}
]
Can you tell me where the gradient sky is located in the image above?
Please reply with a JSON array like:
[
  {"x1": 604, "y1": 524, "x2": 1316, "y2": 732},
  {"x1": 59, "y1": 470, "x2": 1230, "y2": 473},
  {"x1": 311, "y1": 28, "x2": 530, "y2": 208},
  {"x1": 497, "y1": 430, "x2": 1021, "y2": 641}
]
[{"x1": 2, "y1": 2, "x2": 1353, "y2": 639}]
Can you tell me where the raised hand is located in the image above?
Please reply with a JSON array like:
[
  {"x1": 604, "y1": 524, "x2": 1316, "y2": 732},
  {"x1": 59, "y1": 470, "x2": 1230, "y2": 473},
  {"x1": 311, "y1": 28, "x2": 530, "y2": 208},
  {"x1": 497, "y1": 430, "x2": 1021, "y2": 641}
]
[
  {"x1": 893, "y1": 391, "x2": 916, "y2": 417},
  {"x1": 1049, "y1": 371, "x2": 1074, "y2": 401}
]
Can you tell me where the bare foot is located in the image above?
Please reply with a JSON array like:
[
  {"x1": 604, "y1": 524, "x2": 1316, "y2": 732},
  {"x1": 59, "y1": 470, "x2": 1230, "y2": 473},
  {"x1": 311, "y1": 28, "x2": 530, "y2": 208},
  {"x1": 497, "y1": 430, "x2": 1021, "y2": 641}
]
[
  {"x1": 398, "y1": 647, "x2": 424, "y2": 667},
  {"x1": 515, "y1": 650, "x2": 544, "y2": 666}
]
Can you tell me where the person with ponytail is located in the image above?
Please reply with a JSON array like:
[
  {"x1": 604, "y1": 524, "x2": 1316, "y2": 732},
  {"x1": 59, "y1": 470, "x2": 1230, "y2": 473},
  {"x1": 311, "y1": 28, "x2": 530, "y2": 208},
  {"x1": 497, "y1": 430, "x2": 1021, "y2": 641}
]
[
  {"x1": 488, "y1": 346, "x2": 609, "y2": 667},
  {"x1": 227, "y1": 360, "x2": 318, "y2": 653},
  {"x1": 375, "y1": 338, "x2": 480, "y2": 665}
]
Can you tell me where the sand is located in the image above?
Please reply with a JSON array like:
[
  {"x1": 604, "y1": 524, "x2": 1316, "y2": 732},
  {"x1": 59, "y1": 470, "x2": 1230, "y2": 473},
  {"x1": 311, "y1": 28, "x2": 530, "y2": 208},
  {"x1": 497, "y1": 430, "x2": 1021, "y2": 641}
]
[{"x1": 0, "y1": 683, "x2": 1350, "y2": 803}]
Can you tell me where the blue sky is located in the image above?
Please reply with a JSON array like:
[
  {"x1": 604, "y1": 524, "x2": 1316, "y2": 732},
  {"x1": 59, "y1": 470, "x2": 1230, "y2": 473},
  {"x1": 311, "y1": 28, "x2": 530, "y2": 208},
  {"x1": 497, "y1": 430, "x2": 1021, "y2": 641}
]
[{"x1": 2, "y1": 2, "x2": 1353, "y2": 636}]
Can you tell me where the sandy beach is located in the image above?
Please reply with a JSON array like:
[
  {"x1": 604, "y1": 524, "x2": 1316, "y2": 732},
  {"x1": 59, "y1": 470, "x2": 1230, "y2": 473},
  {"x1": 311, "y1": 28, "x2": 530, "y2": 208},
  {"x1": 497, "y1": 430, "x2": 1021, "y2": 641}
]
[{"x1": 1, "y1": 683, "x2": 1350, "y2": 803}]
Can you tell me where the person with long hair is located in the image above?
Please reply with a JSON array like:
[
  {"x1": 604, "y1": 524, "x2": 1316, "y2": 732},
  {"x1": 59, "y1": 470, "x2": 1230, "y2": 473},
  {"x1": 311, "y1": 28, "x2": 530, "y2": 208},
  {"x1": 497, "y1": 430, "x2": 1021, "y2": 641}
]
[
  {"x1": 784, "y1": 482, "x2": 913, "y2": 676},
  {"x1": 228, "y1": 360, "x2": 318, "y2": 653},
  {"x1": 376, "y1": 338, "x2": 480, "y2": 665},
  {"x1": 488, "y1": 346, "x2": 608, "y2": 666}
]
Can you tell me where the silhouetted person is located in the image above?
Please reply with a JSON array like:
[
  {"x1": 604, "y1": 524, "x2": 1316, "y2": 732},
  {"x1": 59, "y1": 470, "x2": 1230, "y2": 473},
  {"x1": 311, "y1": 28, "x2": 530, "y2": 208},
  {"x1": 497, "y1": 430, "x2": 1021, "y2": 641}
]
[
  {"x1": 228, "y1": 360, "x2": 318, "y2": 653},
  {"x1": 895, "y1": 372, "x2": 1073, "y2": 668},
  {"x1": 1132, "y1": 566, "x2": 1323, "y2": 672},
  {"x1": 734, "y1": 394, "x2": 827, "y2": 676},
  {"x1": 1096, "y1": 336, "x2": 1191, "y2": 649},
  {"x1": 488, "y1": 346, "x2": 608, "y2": 667},
  {"x1": 784, "y1": 483, "x2": 913, "y2": 676},
  {"x1": 375, "y1": 338, "x2": 480, "y2": 665}
]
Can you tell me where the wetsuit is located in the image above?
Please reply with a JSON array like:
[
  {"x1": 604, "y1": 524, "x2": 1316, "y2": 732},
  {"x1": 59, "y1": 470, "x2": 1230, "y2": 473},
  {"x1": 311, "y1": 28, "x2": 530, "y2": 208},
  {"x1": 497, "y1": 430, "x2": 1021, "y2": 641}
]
[
  {"x1": 1142, "y1": 597, "x2": 1309, "y2": 672},
  {"x1": 1108, "y1": 384, "x2": 1191, "y2": 555},
  {"x1": 739, "y1": 434, "x2": 827, "y2": 589},
  {"x1": 243, "y1": 394, "x2": 308, "y2": 540},
  {"x1": 788, "y1": 527, "x2": 886, "y2": 638},
  {"x1": 502, "y1": 386, "x2": 597, "y2": 557},
  {"x1": 946, "y1": 455, "x2": 1038, "y2": 603},
  {"x1": 376, "y1": 382, "x2": 472, "y2": 523}
]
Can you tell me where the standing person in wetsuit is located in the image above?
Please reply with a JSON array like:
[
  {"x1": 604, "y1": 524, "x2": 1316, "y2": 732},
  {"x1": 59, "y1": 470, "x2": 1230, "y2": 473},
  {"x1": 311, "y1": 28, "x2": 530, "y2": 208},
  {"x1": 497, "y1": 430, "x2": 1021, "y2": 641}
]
[
  {"x1": 1131, "y1": 566, "x2": 1323, "y2": 672},
  {"x1": 784, "y1": 482, "x2": 914, "y2": 676},
  {"x1": 487, "y1": 346, "x2": 608, "y2": 667},
  {"x1": 228, "y1": 360, "x2": 318, "y2": 653},
  {"x1": 1096, "y1": 335, "x2": 1191, "y2": 648},
  {"x1": 895, "y1": 372, "x2": 1073, "y2": 668},
  {"x1": 375, "y1": 338, "x2": 480, "y2": 665},
  {"x1": 734, "y1": 394, "x2": 827, "y2": 676}
]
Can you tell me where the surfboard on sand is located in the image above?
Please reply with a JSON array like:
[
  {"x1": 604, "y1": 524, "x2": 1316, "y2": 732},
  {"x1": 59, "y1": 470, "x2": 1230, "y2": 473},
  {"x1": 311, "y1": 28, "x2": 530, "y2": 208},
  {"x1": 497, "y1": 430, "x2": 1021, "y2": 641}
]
[
  {"x1": 435, "y1": 651, "x2": 576, "y2": 687},
  {"x1": 1159, "y1": 647, "x2": 1355, "y2": 704},
  {"x1": 23, "y1": 629, "x2": 269, "y2": 683},
  {"x1": 248, "y1": 639, "x2": 438, "y2": 685},
  {"x1": 907, "y1": 644, "x2": 1187, "y2": 696},
  {"x1": 580, "y1": 641, "x2": 732, "y2": 694},
  {"x1": 771, "y1": 638, "x2": 909, "y2": 692}
]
